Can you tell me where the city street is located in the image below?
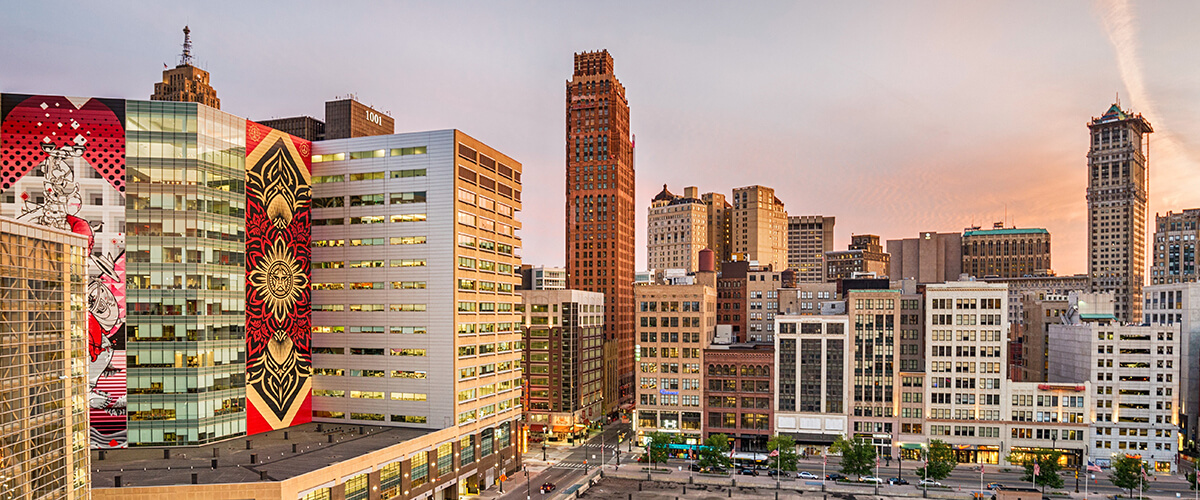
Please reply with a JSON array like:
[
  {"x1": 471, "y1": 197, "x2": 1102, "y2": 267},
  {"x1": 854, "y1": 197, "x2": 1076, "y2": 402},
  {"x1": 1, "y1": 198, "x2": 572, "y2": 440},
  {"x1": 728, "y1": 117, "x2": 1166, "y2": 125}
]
[{"x1": 485, "y1": 422, "x2": 628, "y2": 500}]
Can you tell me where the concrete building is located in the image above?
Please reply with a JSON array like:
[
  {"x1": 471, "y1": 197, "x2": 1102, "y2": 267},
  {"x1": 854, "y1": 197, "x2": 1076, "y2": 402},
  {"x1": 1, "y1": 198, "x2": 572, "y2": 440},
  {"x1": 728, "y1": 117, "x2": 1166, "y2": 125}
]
[
  {"x1": 0, "y1": 217, "x2": 90, "y2": 499},
  {"x1": 924, "y1": 281, "x2": 1008, "y2": 464},
  {"x1": 779, "y1": 282, "x2": 840, "y2": 315},
  {"x1": 309, "y1": 130, "x2": 524, "y2": 448},
  {"x1": 773, "y1": 315, "x2": 849, "y2": 455},
  {"x1": 984, "y1": 274, "x2": 1089, "y2": 326},
  {"x1": 703, "y1": 342, "x2": 775, "y2": 451},
  {"x1": 746, "y1": 265, "x2": 782, "y2": 343},
  {"x1": 151, "y1": 26, "x2": 220, "y2": 109},
  {"x1": 1144, "y1": 283, "x2": 1200, "y2": 451},
  {"x1": 1087, "y1": 103, "x2": 1153, "y2": 323},
  {"x1": 961, "y1": 224, "x2": 1051, "y2": 279},
  {"x1": 647, "y1": 185, "x2": 708, "y2": 272},
  {"x1": 702, "y1": 192, "x2": 732, "y2": 263},
  {"x1": 847, "y1": 288, "x2": 903, "y2": 456},
  {"x1": 565, "y1": 50, "x2": 636, "y2": 409},
  {"x1": 1049, "y1": 293, "x2": 1179, "y2": 472},
  {"x1": 633, "y1": 273, "x2": 717, "y2": 447},
  {"x1": 1151, "y1": 209, "x2": 1200, "y2": 285},
  {"x1": 886, "y1": 231, "x2": 962, "y2": 284},
  {"x1": 1010, "y1": 292, "x2": 1070, "y2": 382},
  {"x1": 826, "y1": 234, "x2": 889, "y2": 281},
  {"x1": 731, "y1": 185, "x2": 788, "y2": 270},
  {"x1": 787, "y1": 215, "x2": 834, "y2": 282},
  {"x1": 520, "y1": 289, "x2": 605, "y2": 442},
  {"x1": 520, "y1": 265, "x2": 567, "y2": 290}
]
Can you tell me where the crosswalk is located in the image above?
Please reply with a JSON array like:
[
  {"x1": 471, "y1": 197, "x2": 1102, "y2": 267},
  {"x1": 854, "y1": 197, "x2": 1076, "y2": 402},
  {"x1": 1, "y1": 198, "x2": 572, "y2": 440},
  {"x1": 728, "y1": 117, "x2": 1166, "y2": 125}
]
[{"x1": 551, "y1": 462, "x2": 590, "y2": 469}]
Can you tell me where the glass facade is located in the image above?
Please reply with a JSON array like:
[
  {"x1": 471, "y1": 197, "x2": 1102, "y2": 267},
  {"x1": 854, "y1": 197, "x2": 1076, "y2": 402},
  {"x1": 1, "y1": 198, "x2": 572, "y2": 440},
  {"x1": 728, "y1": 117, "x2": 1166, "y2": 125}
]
[{"x1": 124, "y1": 101, "x2": 248, "y2": 445}]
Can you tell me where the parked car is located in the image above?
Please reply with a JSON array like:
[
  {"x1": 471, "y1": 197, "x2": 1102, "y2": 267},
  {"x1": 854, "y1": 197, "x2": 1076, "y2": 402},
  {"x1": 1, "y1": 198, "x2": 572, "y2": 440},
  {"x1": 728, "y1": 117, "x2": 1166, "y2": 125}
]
[
  {"x1": 541, "y1": 483, "x2": 556, "y2": 493},
  {"x1": 889, "y1": 478, "x2": 909, "y2": 485},
  {"x1": 826, "y1": 473, "x2": 847, "y2": 481},
  {"x1": 987, "y1": 482, "x2": 1004, "y2": 490},
  {"x1": 860, "y1": 476, "x2": 885, "y2": 484},
  {"x1": 798, "y1": 471, "x2": 820, "y2": 479},
  {"x1": 918, "y1": 479, "x2": 942, "y2": 487},
  {"x1": 689, "y1": 463, "x2": 703, "y2": 472},
  {"x1": 738, "y1": 468, "x2": 760, "y2": 476}
]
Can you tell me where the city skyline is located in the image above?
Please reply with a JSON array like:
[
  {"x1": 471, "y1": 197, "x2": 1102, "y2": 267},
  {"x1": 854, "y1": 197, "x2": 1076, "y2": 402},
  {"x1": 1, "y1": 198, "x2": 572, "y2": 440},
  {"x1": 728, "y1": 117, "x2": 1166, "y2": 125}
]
[{"x1": 4, "y1": 2, "x2": 1200, "y2": 275}]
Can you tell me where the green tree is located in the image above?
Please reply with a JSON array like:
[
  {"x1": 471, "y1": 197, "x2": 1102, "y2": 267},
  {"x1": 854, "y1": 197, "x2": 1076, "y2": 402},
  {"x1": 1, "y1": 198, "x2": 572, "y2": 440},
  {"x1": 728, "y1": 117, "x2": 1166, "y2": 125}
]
[
  {"x1": 831, "y1": 436, "x2": 876, "y2": 479},
  {"x1": 1187, "y1": 471, "x2": 1197, "y2": 491},
  {"x1": 767, "y1": 434, "x2": 799, "y2": 472},
  {"x1": 698, "y1": 434, "x2": 733, "y2": 470},
  {"x1": 915, "y1": 439, "x2": 958, "y2": 481},
  {"x1": 1109, "y1": 455, "x2": 1149, "y2": 497},
  {"x1": 644, "y1": 432, "x2": 675, "y2": 468},
  {"x1": 1006, "y1": 450, "x2": 1064, "y2": 491}
]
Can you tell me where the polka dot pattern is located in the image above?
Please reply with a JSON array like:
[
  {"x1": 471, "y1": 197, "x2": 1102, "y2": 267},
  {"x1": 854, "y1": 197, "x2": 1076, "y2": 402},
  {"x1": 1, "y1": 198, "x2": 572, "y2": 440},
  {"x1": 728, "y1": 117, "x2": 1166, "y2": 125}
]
[{"x1": 1, "y1": 95, "x2": 125, "y2": 193}]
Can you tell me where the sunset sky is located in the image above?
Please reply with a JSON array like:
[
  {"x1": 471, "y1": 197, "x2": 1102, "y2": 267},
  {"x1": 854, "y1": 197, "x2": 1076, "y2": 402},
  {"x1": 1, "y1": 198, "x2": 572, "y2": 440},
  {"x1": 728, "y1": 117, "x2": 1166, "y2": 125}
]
[{"x1": 5, "y1": 1, "x2": 1199, "y2": 275}]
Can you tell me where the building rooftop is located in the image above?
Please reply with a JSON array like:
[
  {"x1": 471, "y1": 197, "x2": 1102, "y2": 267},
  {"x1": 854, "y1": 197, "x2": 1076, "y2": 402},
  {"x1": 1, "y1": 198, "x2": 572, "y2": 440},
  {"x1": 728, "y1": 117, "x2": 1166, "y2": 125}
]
[
  {"x1": 963, "y1": 227, "x2": 1049, "y2": 237},
  {"x1": 91, "y1": 422, "x2": 432, "y2": 488}
]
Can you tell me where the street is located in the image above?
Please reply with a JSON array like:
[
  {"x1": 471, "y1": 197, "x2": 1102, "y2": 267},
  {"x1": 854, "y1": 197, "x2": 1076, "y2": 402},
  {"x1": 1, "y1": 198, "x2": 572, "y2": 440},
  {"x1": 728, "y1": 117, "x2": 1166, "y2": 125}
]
[{"x1": 489, "y1": 422, "x2": 628, "y2": 500}]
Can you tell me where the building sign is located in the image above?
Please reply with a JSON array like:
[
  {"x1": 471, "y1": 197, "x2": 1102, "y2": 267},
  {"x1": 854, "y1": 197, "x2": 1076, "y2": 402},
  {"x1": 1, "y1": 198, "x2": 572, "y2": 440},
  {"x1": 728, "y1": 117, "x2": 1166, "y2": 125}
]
[
  {"x1": 365, "y1": 110, "x2": 382, "y2": 126},
  {"x1": 1037, "y1": 384, "x2": 1086, "y2": 392}
]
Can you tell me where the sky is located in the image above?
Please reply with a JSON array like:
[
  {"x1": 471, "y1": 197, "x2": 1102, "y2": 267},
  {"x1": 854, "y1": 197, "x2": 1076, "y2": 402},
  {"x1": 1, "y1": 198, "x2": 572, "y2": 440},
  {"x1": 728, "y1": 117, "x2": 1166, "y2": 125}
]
[{"x1": 4, "y1": 1, "x2": 1200, "y2": 275}]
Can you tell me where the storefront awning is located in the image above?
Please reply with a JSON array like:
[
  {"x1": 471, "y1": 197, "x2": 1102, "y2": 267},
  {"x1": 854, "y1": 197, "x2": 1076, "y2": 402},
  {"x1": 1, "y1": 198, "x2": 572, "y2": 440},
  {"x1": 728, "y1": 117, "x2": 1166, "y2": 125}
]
[
  {"x1": 900, "y1": 443, "x2": 924, "y2": 450},
  {"x1": 529, "y1": 424, "x2": 546, "y2": 433},
  {"x1": 783, "y1": 432, "x2": 839, "y2": 445},
  {"x1": 552, "y1": 425, "x2": 571, "y2": 433}
]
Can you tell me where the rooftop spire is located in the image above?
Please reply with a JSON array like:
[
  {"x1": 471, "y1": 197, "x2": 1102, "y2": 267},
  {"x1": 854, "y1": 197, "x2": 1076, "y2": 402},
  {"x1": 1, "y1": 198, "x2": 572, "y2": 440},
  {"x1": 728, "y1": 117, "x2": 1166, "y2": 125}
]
[{"x1": 179, "y1": 25, "x2": 193, "y2": 66}]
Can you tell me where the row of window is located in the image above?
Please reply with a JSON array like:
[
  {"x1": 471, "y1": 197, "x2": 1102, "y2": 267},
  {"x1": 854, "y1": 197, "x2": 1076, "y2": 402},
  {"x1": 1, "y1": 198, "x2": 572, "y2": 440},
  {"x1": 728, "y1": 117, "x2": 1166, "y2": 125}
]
[
  {"x1": 313, "y1": 281, "x2": 427, "y2": 290},
  {"x1": 456, "y1": 397, "x2": 522, "y2": 425},
  {"x1": 313, "y1": 147, "x2": 428, "y2": 164},
  {"x1": 312, "y1": 390, "x2": 428, "y2": 400}
]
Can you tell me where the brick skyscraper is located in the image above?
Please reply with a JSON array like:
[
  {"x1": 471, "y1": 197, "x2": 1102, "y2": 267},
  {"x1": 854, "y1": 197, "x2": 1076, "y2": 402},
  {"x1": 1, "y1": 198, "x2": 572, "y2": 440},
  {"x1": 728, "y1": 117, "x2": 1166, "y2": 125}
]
[
  {"x1": 565, "y1": 50, "x2": 635, "y2": 408},
  {"x1": 1087, "y1": 102, "x2": 1152, "y2": 323}
]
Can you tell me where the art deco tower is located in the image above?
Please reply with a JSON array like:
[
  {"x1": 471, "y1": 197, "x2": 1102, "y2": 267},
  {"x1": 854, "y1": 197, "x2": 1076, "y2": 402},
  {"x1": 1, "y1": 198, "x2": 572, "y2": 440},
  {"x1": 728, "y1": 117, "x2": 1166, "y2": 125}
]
[
  {"x1": 565, "y1": 50, "x2": 635, "y2": 409},
  {"x1": 1087, "y1": 102, "x2": 1153, "y2": 323},
  {"x1": 151, "y1": 26, "x2": 221, "y2": 109}
]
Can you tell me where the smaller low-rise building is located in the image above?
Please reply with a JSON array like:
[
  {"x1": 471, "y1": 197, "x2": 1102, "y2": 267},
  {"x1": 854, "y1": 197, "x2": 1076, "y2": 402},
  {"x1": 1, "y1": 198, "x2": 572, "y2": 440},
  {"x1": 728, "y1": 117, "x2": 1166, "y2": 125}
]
[
  {"x1": 703, "y1": 342, "x2": 775, "y2": 452},
  {"x1": 773, "y1": 315, "x2": 850, "y2": 456}
]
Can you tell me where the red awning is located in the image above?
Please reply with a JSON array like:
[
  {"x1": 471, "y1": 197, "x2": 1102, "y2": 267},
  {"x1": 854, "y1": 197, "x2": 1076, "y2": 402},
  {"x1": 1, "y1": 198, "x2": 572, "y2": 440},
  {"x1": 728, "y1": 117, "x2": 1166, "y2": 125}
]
[{"x1": 529, "y1": 424, "x2": 546, "y2": 433}]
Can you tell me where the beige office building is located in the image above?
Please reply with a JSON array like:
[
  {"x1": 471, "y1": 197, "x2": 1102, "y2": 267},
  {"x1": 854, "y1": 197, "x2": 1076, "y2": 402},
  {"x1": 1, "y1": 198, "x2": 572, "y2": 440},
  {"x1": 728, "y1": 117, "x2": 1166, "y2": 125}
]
[
  {"x1": 886, "y1": 231, "x2": 962, "y2": 284},
  {"x1": 702, "y1": 192, "x2": 733, "y2": 263},
  {"x1": 826, "y1": 234, "x2": 889, "y2": 281},
  {"x1": 633, "y1": 272, "x2": 717, "y2": 446},
  {"x1": 647, "y1": 185, "x2": 708, "y2": 272},
  {"x1": 0, "y1": 217, "x2": 91, "y2": 499},
  {"x1": 787, "y1": 215, "x2": 835, "y2": 282},
  {"x1": 731, "y1": 185, "x2": 787, "y2": 270}
]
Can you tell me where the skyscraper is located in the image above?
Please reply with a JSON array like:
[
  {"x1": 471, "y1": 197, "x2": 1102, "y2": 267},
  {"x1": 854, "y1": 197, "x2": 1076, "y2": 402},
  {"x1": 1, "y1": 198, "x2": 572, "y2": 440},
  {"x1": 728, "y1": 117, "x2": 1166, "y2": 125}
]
[
  {"x1": 151, "y1": 26, "x2": 220, "y2": 109},
  {"x1": 565, "y1": 50, "x2": 635, "y2": 407},
  {"x1": 1150, "y1": 209, "x2": 1200, "y2": 285},
  {"x1": 787, "y1": 215, "x2": 834, "y2": 282},
  {"x1": 1087, "y1": 102, "x2": 1152, "y2": 323},
  {"x1": 647, "y1": 185, "x2": 707, "y2": 272},
  {"x1": 731, "y1": 185, "x2": 787, "y2": 269}
]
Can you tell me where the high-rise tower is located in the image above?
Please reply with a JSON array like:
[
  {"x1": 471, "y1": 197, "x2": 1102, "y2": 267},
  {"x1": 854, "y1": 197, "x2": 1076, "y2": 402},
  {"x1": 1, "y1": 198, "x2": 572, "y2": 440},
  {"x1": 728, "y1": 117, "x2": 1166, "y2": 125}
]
[
  {"x1": 151, "y1": 26, "x2": 221, "y2": 109},
  {"x1": 1087, "y1": 102, "x2": 1152, "y2": 323},
  {"x1": 565, "y1": 50, "x2": 635, "y2": 408}
]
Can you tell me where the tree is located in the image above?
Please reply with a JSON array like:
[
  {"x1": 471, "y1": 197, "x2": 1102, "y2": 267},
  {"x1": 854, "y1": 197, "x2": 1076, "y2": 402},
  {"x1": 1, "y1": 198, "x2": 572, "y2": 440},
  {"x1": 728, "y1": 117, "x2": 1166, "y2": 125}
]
[
  {"x1": 1109, "y1": 455, "x2": 1149, "y2": 497},
  {"x1": 1187, "y1": 471, "x2": 1197, "y2": 491},
  {"x1": 915, "y1": 439, "x2": 958, "y2": 481},
  {"x1": 831, "y1": 436, "x2": 876, "y2": 478},
  {"x1": 767, "y1": 434, "x2": 799, "y2": 472},
  {"x1": 1007, "y1": 450, "x2": 1064, "y2": 491},
  {"x1": 644, "y1": 432, "x2": 674, "y2": 469},
  {"x1": 698, "y1": 434, "x2": 733, "y2": 470}
]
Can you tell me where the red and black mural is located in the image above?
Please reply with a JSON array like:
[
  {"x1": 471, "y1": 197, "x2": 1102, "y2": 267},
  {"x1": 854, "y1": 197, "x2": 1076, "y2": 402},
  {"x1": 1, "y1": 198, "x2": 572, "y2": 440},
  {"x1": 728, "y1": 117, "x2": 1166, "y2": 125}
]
[
  {"x1": 1, "y1": 94, "x2": 128, "y2": 448},
  {"x1": 244, "y1": 121, "x2": 313, "y2": 434}
]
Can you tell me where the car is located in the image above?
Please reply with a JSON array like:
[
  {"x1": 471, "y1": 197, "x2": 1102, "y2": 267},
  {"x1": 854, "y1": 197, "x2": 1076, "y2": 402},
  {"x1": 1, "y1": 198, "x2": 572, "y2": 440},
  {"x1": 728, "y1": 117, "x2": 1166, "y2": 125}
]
[
  {"x1": 987, "y1": 482, "x2": 1004, "y2": 490},
  {"x1": 860, "y1": 476, "x2": 885, "y2": 484},
  {"x1": 889, "y1": 478, "x2": 909, "y2": 485},
  {"x1": 737, "y1": 468, "x2": 760, "y2": 476},
  {"x1": 798, "y1": 471, "x2": 820, "y2": 479},
  {"x1": 689, "y1": 463, "x2": 703, "y2": 472},
  {"x1": 767, "y1": 469, "x2": 785, "y2": 477},
  {"x1": 540, "y1": 482, "x2": 556, "y2": 493},
  {"x1": 918, "y1": 479, "x2": 942, "y2": 487},
  {"x1": 826, "y1": 473, "x2": 847, "y2": 481}
]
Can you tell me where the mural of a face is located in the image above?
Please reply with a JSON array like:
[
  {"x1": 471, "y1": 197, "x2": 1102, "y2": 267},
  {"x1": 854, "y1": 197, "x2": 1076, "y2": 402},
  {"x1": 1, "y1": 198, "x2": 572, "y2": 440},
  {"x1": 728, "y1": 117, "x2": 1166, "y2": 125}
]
[{"x1": 88, "y1": 278, "x2": 120, "y2": 332}]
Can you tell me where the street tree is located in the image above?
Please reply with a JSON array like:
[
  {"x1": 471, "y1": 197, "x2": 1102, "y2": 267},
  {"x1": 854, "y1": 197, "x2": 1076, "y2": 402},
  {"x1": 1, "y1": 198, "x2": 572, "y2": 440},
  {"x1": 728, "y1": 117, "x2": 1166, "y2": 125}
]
[
  {"x1": 767, "y1": 434, "x2": 799, "y2": 472},
  {"x1": 915, "y1": 439, "x2": 958, "y2": 481},
  {"x1": 644, "y1": 432, "x2": 674, "y2": 469},
  {"x1": 1109, "y1": 455, "x2": 1149, "y2": 497},
  {"x1": 698, "y1": 433, "x2": 732, "y2": 470},
  {"x1": 1006, "y1": 450, "x2": 1064, "y2": 491},
  {"x1": 831, "y1": 436, "x2": 876, "y2": 479}
]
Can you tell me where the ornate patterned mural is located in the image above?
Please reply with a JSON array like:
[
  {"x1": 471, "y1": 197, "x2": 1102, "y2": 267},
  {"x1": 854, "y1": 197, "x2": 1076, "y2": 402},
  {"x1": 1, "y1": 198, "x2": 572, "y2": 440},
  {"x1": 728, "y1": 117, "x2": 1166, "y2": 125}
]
[{"x1": 244, "y1": 121, "x2": 313, "y2": 434}]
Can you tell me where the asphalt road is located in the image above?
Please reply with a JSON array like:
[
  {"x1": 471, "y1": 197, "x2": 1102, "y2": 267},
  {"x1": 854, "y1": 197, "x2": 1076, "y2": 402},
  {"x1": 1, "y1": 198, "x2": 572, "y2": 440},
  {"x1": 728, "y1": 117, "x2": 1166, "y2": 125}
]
[{"x1": 495, "y1": 423, "x2": 629, "y2": 500}]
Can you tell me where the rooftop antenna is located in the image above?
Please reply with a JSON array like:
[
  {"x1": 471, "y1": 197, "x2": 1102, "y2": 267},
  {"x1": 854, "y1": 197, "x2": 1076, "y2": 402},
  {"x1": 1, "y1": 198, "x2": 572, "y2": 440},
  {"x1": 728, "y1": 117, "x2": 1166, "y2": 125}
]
[
  {"x1": 179, "y1": 26, "x2": 194, "y2": 66},
  {"x1": 1116, "y1": 91, "x2": 1120, "y2": 108}
]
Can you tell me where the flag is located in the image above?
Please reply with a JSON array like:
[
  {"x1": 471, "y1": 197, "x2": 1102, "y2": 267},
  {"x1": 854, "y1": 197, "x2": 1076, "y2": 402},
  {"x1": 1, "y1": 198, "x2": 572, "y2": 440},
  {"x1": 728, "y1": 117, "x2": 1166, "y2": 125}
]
[
  {"x1": 163, "y1": 63, "x2": 168, "y2": 69},
  {"x1": 1087, "y1": 461, "x2": 1102, "y2": 473},
  {"x1": 1034, "y1": 463, "x2": 1040, "y2": 476},
  {"x1": 769, "y1": 449, "x2": 779, "y2": 457}
]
